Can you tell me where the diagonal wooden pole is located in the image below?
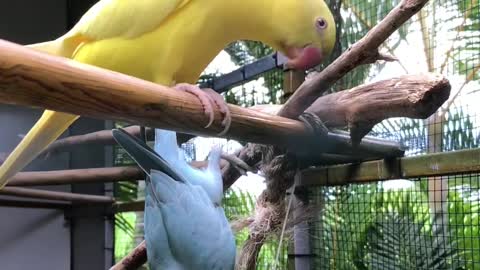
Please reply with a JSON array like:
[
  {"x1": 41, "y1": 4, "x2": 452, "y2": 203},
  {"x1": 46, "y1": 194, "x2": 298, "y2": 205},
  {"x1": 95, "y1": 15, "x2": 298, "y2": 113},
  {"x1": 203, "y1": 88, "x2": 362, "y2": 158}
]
[
  {"x1": 0, "y1": 39, "x2": 307, "y2": 146},
  {"x1": 0, "y1": 187, "x2": 114, "y2": 204}
]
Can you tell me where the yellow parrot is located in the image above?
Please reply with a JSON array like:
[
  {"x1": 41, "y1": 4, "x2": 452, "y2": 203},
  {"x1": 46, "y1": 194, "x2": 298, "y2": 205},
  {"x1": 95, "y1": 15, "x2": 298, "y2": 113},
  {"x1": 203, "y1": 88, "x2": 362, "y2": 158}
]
[{"x1": 0, "y1": 0, "x2": 336, "y2": 189}]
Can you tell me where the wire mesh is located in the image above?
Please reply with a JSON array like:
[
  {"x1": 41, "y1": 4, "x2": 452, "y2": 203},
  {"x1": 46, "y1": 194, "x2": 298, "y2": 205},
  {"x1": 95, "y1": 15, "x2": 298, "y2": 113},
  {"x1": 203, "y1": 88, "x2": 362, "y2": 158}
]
[
  {"x1": 309, "y1": 174, "x2": 480, "y2": 270},
  {"x1": 308, "y1": 0, "x2": 480, "y2": 269},
  {"x1": 330, "y1": 0, "x2": 480, "y2": 155}
]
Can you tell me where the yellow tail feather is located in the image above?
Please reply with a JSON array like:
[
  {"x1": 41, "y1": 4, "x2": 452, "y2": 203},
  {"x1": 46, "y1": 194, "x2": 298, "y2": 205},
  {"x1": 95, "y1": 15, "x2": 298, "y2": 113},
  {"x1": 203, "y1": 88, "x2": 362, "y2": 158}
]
[
  {"x1": 0, "y1": 111, "x2": 79, "y2": 189},
  {"x1": 27, "y1": 41, "x2": 63, "y2": 55},
  {"x1": 26, "y1": 37, "x2": 79, "y2": 57},
  {"x1": 0, "y1": 38, "x2": 81, "y2": 189}
]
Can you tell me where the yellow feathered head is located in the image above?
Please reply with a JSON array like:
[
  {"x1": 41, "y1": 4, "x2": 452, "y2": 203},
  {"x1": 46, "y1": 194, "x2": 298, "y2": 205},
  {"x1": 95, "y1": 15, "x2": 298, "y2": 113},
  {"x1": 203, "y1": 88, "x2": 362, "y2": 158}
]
[{"x1": 271, "y1": 0, "x2": 336, "y2": 70}]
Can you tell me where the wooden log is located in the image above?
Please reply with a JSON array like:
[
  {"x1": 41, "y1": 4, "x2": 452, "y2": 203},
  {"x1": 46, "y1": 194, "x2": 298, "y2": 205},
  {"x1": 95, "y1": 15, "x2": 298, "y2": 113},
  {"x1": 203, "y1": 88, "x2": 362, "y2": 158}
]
[
  {"x1": 0, "y1": 198, "x2": 71, "y2": 209},
  {"x1": 0, "y1": 39, "x2": 407, "y2": 159},
  {"x1": 0, "y1": 39, "x2": 308, "y2": 147},
  {"x1": 23, "y1": 72, "x2": 448, "y2": 190},
  {"x1": 0, "y1": 187, "x2": 114, "y2": 204},
  {"x1": 305, "y1": 73, "x2": 450, "y2": 144}
]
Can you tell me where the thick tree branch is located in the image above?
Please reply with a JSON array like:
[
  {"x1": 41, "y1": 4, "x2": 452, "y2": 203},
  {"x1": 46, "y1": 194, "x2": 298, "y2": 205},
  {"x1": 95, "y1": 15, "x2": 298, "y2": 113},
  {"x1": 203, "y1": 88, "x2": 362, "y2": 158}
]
[{"x1": 304, "y1": 73, "x2": 450, "y2": 144}]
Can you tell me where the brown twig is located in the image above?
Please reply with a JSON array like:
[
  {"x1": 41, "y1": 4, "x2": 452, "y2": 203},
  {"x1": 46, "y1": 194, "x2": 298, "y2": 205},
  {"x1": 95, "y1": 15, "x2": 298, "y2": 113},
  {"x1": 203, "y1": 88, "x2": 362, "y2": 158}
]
[{"x1": 343, "y1": 0, "x2": 408, "y2": 73}]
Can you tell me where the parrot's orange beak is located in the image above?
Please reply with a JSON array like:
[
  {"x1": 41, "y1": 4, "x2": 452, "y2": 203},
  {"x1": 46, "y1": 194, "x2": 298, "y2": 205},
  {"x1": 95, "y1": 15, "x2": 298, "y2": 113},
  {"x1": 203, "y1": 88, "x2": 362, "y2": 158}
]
[{"x1": 284, "y1": 45, "x2": 324, "y2": 70}]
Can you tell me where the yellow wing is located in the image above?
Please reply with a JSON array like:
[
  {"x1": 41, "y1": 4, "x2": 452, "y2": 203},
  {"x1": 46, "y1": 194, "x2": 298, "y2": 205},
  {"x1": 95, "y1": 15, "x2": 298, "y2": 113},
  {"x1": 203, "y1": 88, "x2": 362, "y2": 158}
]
[
  {"x1": 0, "y1": 0, "x2": 190, "y2": 189},
  {"x1": 27, "y1": 0, "x2": 191, "y2": 57},
  {"x1": 66, "y1": 0, "x2": 191, "y2": 40}
]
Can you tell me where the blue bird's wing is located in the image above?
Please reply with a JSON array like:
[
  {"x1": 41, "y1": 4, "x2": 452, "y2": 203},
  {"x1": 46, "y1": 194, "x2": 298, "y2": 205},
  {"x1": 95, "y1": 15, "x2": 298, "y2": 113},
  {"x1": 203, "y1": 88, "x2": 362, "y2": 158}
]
[
  {"x1": 151, "y1": 170, "x2": 236, "y2": 269},
  {"x1": 153, "y1": 129, "x2": 224, "y2": 204},
  {"x1": 144, "y1": 179, "x2": 183, "y2": 270},
  {"x1": 112, "y1": 128, "x2": 235, "y2": 269},
  {"x1": 112, "y1": 129, "x2": 187, "y2": 183}
]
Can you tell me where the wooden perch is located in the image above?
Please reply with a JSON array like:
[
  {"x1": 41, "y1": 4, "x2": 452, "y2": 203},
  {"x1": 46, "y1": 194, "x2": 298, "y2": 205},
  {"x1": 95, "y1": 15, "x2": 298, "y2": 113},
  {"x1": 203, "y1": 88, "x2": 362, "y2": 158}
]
[
  {"x1": 222, "y1": 72, "x2": 450, "y2": 189},
  {"x1": 0, "y1": 187, "x2": 114, "y2": 204},
  {"x1": 7, "y1": 167, "x2": 142, "y2": 186},
  {"x1": 0, "y1": 71, "x2": 448, "y2": 162},
  {"x1": 6, "y1": 161, "x2": 224, "y2": 187},
  {"x1": 0, "y1": 198, "x2": 71, "y2": 209},
  {"x1": 0, "y1": 39, "x2": 308, "y2": 147},
  {"x1": 305, "y1": 73, "x2": 450, "y2": 144},
  {"x1": 110, "y1": 241, "x2": 147, "y2": 270},
  {"x1": 33, "y1": 126, "x2": 193, "y2": 158}
]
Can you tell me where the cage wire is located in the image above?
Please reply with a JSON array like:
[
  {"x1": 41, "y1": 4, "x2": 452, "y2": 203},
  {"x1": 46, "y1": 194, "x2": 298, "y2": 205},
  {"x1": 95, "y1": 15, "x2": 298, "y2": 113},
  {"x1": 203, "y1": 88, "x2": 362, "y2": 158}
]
[{"x1": 308, "y1": 0, "x2": 480, "y2": 269}]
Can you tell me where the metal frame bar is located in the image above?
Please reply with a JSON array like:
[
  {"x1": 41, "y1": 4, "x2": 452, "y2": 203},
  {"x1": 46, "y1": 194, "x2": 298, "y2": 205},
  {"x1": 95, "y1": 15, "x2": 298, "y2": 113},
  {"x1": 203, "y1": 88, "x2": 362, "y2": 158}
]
[
  {"x1": 299, "y1": 148, "x2": 480, "y2": 187},
  {"x1": 0, "y1": 198, "x2": 71, "y2": 209},
  {"x1": 200, "y1": 52, "x2": 288, "y2": 93}
]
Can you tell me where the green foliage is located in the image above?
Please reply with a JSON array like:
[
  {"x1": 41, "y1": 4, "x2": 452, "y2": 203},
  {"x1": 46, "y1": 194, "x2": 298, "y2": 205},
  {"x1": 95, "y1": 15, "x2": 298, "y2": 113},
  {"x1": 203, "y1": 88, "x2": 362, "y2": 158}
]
[
  {"x1": 330, "y1": 0, "x2": 409, "y2": 91},
  {"x1": 362, "y1": 212, "x2": 463, "y2": 270},
  {"x1": 224, "y1": 41, "x2": 273, "y2": 67},
  {"x1": 313, "y1": 184, "x2": 432, "y2": 269},
  {"x1": 312, "y1": 182, "x2": 473, "y2": 269},
  {"x1": 114, "y1": 212, "x2": 137, "y2": 262},
  {"x1": 439, "y1": 0, "x2": 480, "y2": 80},
  {"x1": 449, "y1": 187, "x2": 480, "y2": 270},
  {"x1": 223, "y1": 189, "x2": 288, "y2": 269},
  {"x1": 443, "y1": 109, "x2": 479, "y2": 151}
]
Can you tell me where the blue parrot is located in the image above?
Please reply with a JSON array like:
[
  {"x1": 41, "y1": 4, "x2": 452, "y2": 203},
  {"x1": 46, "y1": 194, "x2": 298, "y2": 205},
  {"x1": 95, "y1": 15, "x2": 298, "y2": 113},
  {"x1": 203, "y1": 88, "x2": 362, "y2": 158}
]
[{"x1": 112, "y1": 128, "x2": 236, "y2": 270}]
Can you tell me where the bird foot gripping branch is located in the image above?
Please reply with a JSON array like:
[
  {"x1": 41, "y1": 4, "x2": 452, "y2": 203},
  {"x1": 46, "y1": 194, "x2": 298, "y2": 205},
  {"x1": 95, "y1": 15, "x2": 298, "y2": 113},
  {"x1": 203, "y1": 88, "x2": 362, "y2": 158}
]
[{"x1": 173, "y1": 83, "x2": 231, "y2": 136}]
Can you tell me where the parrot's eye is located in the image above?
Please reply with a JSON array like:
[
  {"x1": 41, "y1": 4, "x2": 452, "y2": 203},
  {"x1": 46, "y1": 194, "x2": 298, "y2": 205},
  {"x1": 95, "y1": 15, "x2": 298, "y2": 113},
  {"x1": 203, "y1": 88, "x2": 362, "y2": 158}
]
[{"x1": 316, "y1": 18, "x2": 328, "y2": 30}]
